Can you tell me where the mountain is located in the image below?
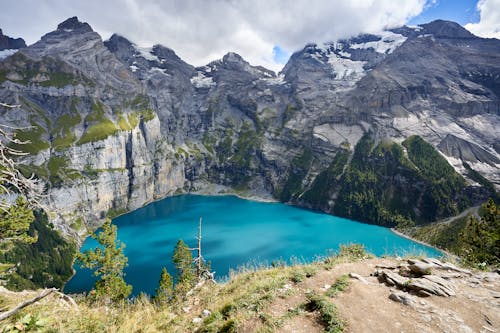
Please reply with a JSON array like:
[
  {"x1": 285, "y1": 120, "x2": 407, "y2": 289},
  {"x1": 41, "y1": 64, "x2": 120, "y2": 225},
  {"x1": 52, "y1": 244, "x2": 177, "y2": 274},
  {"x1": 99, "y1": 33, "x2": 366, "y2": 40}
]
[
  {"x1": 0, "y1": 17, "x2": 498, "y2": 241},
  {"x1": 0, "y1": 29, "x2": 26, "y2": 51},
  {"x1": 0, "y1": 28, "x2": 26, "y2": 60}
]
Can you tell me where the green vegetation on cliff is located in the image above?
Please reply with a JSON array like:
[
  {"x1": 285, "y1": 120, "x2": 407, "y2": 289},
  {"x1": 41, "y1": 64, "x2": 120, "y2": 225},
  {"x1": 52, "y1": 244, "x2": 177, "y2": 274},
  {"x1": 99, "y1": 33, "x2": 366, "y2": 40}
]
[
  {"x1": 280, "y1": 148, "x2": 313, "y2": 202},
  {"x1": 402, "y1": 135, "x2": 468, "y2": 221},
  {"x1": 0, "y1": 52, "x2": 93, "y2": 88},
  {"x1": 292, "y1": 134, "x2": 471, "y2": 228},
  {"x1": 10, "y1": 124, "x2": 50, "y2": 154},
  {"x1": 77, "y1": 102, "x2": 119, "y2": 145},
  {"x1": 0, "y1": 211, "x2": 75, "y2": 290},
  {"x1": 302, "y1": 150, "x2": 349, "y2": 208},
  {"x1": 407, "y1": 199, "x2": 499, "y2": 268}
]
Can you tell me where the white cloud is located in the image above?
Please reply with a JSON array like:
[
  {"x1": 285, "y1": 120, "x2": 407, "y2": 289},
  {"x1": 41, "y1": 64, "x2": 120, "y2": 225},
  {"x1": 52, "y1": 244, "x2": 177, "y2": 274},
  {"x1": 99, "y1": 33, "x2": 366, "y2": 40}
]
[
  {"x1": 0, "y1": 0, "x2": 427, "y2": 72},
  {"x1": 465, "y1": 0, "x2": 500, "y2": 39}
]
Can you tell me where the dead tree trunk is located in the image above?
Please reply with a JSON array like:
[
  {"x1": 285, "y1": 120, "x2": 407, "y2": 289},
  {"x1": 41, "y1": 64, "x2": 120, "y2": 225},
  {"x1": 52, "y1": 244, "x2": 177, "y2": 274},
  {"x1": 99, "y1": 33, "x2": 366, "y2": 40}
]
[
  {"x1": 0, "y1": 288, "x2": 56, "y2": 321},
  {"x1": 196, "y1": 217, "x2": 202, "y2": 277}
]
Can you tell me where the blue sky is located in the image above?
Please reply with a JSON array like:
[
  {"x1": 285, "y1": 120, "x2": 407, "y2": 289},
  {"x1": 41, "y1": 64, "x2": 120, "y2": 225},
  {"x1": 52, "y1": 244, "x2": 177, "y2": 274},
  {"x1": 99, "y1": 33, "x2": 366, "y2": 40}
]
[{"x1": 409, "y1": 0, "x2": 480, "y2": 25}]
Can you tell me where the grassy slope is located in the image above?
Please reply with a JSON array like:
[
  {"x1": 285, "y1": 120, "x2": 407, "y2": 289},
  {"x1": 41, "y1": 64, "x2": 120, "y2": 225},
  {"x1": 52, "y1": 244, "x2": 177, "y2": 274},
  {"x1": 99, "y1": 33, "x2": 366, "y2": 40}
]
[{"x1": 0, "y1": 246, "x2": 370, "y2": 332}]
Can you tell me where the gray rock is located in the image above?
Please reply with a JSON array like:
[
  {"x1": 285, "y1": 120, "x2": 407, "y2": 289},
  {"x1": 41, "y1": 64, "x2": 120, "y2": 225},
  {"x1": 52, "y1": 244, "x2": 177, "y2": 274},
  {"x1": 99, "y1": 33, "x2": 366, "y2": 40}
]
[
  {"x1": 382, "y1": 271, "x2": 409, "y2": 288},
  {"x1": 389, "y1": 292, "x2": 416, "y2": 306},
  {"x1": 349, "y1": 272, "x2": 368, "y2": 284},
  {"x1": 408, "y1": 275, "x2": 456, "y2": 297},
  {"x1": 409, "y1": 262, "x2": 434, "y2": 275},
  {"x1": 201, "y1": 310, "x2": 211, "y2": 318}
]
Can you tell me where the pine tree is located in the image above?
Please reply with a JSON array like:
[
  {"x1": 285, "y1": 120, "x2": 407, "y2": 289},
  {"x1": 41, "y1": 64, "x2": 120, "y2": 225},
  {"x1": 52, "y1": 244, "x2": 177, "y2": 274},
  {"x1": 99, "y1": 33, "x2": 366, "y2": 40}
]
[
  {"x1": 459, "y1": 198, "x2": 499, "y2": 267},
  {"x1": 153, "y1": 267, "x2": 173, "y2": 305},
  {"x1": 172, "y1": 239, "x2": 195, "y2": 296},
  {"x1": 0, "y1": 107, "x2": 43, "y2": 249},
  {"x1": 77, "y1": 219, "x2": 132, "y2": 302},
  {"x1": 1, "y1": 107, "x2": 44, "y2": 279}
]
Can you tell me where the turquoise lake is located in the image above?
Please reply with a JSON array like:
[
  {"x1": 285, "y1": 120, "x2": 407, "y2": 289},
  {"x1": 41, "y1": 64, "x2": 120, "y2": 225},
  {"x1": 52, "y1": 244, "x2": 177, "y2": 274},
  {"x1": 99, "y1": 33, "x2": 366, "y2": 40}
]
[{"x1": 64, "y1": 194, "x2": 441, "y2": 296}]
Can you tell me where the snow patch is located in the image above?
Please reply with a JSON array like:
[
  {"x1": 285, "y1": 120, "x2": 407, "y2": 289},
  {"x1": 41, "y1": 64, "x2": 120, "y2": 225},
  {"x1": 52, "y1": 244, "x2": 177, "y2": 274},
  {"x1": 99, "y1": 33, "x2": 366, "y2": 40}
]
[
  {"x1": 129, "y1": 65, "x2": 139, "y2": 72},
  {"x1": 0, "y1": 49, "x2": 18, "y2": 60},
  {"x1": 190, "y1": 71, "x2": 215, "y2": 89},
  {"x1": 350, "y1": 31, "x2": 407, "y2": 54},
  {"x1": 150, "y1": 67, "x2": 167, "y2": 75},
  {"x1": 262, "y1": 74, "x2": 286, "y2": 85},
  {"x1": 408, "y1": 25, "x2": 423, "y2": 31},
  {"x1": 135, "y1": 46, "x2": 160, "y2": 62},
  {"x1": 327, "y1": 53, "x2": 366, "y2": 81},
  {"x1": 310, "y1": 52, "x2": 324, "y2": 63}
]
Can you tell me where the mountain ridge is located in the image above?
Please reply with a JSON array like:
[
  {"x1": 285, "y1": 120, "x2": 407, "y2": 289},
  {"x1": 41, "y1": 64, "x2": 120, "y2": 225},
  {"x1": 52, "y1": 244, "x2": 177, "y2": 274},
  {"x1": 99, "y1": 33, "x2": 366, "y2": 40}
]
[{"x1": 0, "y1": 17, "x2": 498, "y2": 241}]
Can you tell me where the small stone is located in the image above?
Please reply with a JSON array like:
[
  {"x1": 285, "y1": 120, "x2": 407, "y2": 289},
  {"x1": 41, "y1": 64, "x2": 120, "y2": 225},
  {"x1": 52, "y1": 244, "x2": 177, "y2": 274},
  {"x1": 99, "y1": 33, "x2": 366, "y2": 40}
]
[
  {"x1": 182, "y1": 306, "x2": 191, "y2": 313},
  {"x1": 201, "y1": 309, "x2": 211, "y2": 318},
  {"x1": 323, "y1": 284, "x2": 331, "y2": 290},
  {"x1": 422, "y1": 314, "x2": 432, "y2": 322},
  {"x1": 192, "y1": 317, "x2": 202, "y2": 324},
  {"x1": 349, "y1": 272, "x2": 368, "y2": 284},
  {"x1": 389, "y1": 292, "x2": 416, "y2": 306}
]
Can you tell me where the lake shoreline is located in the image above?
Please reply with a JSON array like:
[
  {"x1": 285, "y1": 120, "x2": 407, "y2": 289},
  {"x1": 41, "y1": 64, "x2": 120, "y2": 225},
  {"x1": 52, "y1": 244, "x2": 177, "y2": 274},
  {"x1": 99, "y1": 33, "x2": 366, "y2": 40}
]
[
  {"x1": 66, "y1": 194, "x2": 443, "y2": 296},
  {"x1": 389, "y1": 228, "x2": 455, "y2": 259}
]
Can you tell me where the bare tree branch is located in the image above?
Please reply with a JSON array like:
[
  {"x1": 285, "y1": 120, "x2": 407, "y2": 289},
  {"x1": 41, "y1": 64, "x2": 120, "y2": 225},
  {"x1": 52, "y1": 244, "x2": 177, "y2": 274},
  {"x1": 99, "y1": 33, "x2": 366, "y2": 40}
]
[
  {"x1": 0, "y1": 123, "x2": 44, "y2": 212},
  {"x1": 0, "y1": 288, "x2": 57, "y2": 321}
]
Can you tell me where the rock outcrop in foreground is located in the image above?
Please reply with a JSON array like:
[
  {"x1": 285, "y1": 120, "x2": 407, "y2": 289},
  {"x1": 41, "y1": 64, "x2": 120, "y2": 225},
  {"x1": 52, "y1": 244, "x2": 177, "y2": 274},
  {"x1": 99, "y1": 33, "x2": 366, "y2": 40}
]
[{"x1": 0, "y1": 257, "x2": 498, "y2": 332}]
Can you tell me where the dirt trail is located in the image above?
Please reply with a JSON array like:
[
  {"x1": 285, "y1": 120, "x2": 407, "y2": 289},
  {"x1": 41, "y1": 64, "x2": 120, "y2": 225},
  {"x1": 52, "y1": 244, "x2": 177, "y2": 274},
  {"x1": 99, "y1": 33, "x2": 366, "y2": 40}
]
[{"x1": 259, "y1": 258, "x2": 499, "y2": 332}]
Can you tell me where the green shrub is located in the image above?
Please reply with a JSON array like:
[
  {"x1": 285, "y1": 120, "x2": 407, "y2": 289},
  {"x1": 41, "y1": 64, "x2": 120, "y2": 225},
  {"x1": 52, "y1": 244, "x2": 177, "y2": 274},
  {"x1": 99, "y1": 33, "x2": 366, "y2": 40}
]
[
  {"x1": 337, "y1": 244, "x2": 369, "y2": 260},
  {"x1": 305, "y1": 293, "x2": 345, "y2": 333},
  {"x1": 326, "y1": 275, "x2": 349, "y2": 297}
]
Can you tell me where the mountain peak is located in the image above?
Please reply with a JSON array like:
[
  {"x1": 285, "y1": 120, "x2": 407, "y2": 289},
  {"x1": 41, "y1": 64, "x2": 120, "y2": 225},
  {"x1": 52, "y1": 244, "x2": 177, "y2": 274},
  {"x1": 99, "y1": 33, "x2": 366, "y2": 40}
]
[
  {"x1": 57, "y1": 16, "x2": 93, "y2": 33},
  {"x1": 0, "y1": 28, "x2": 27, "y2": 50},
  {"x1": 420, "y1": 19, "x2": 475, "y2": 39},
  {"x1": 222, "y1": 52, "x2": 246, "y2": 64}
]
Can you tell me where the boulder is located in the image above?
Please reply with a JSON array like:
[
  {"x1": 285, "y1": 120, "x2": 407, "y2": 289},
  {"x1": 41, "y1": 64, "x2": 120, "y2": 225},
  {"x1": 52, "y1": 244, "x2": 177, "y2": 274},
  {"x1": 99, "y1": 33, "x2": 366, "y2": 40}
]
[
  {"x1": 409, "y1": 262, "x2": 434, "y2": 275},
  {"x1": 407, "y1": 275, "x2": 455, "y2": 297}
]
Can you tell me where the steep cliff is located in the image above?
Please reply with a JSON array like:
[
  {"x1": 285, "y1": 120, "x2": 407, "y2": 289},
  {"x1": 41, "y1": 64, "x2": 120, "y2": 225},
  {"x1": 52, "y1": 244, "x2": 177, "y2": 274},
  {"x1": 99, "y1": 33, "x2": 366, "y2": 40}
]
[{"x1": 0, "y1": 17, "x2": 498, "y2": 241}]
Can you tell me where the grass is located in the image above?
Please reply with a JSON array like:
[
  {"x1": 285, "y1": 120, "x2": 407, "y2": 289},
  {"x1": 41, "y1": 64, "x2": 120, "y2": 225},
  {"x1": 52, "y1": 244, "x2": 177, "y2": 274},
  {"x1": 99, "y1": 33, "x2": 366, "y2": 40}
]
[
  {"x1": 47, "y1": 156, "x2": 82, "y2": 185},
  {"x1": 10, "y1": 125, "x2": 50, "y2": 154},
  {"x1": 326, "y1": 275, "x2": 349, "y2": 298},
  {"x1": 18, "y1": 163, "x2": 49, "y2": 180},
  {"x1": 305, "y1": 293, "x2": 345, "y2": 333},
  {"x1": 0, "y1": 245, "x2": 372, "y2": 332},
  {"x1": 52, "y1": 112, "x2": 81, "y2": 150},
  {"x1": 77, "y1": 119, "x2": 119, "y2": 145}
]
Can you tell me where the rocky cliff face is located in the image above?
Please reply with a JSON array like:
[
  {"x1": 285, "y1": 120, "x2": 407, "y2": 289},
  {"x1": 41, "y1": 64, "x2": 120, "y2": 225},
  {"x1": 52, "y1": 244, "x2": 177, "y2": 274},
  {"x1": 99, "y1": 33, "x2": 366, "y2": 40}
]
[
  {"x1": 0, "y1": 29, "x2": 26, "y2": 51},
  {"x1": 0, "y1": 17, "x2": 498, "y2": 241}
]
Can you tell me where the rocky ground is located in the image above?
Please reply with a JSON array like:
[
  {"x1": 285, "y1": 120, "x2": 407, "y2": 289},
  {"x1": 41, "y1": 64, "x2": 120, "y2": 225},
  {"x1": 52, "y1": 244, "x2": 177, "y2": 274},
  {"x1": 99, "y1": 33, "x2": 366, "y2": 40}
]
[
  {"x1": 268, "y1": 258, "x2": 499, "y2": 333},
  {"x1": 0, "y1": 257, "x2": 498, "y2": 332}
]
